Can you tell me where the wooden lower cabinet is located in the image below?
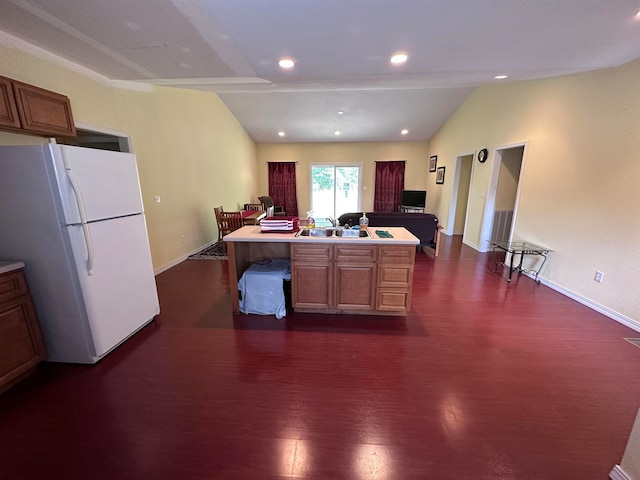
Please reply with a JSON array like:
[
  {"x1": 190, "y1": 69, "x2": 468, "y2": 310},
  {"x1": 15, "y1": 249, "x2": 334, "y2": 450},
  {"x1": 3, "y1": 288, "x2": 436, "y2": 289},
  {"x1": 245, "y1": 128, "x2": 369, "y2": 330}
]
[
  {"x1": 334, "y1": 262, "x2": 376, "y2": 311},
  {"x1": 334, "y1": 243, "x2": 376, "y2": 311},
  {"x1": 376, "y1": 245, "x2": 415, "y2": 312},
  {"x1": 291, "y1": 243, "x2": 333, "y2": 309},
  {"x1": 0, "y1": 268, "x2": 46, "y2": 394},
  {"x1": 291, "y1": 260, "x2": 333, "y2": 309},
  {"x1": 291, "y1": 243, "x2": 414, "y2": 314}
]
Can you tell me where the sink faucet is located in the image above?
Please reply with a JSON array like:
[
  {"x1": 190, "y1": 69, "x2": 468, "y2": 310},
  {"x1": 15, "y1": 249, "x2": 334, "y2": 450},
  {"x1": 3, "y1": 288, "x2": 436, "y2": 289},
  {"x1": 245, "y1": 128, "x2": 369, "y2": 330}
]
[{"x1": 326, "y1": 216, "x2": 336, "y2": 227}]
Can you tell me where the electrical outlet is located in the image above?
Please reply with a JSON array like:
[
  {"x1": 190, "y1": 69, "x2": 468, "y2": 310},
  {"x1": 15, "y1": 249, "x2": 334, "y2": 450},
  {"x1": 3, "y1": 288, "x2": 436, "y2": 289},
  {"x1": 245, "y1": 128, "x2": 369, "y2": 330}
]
[{"x1": 594, "y1": 271, "x2": 604, "y2": 283}]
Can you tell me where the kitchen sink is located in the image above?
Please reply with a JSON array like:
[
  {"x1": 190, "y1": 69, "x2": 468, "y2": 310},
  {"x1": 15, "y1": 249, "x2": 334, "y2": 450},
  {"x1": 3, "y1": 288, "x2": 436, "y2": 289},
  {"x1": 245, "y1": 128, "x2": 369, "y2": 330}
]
[
  {"x1": 298, "y1": 228, "x2": 333, "y2": 237},
  {"x1": 296, "y1": 228, "x2": 370, "y2": 238},
  {"x1": 335, "y1": 229, "x2": 370, "y2": 238}
]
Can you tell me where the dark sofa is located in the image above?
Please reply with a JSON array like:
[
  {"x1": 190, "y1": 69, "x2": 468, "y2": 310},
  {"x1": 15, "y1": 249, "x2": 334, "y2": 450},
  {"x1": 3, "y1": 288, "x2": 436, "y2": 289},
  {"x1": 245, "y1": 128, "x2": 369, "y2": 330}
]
[{"x1": 338, "y1": 212, "x2": 440, "y2": 249}]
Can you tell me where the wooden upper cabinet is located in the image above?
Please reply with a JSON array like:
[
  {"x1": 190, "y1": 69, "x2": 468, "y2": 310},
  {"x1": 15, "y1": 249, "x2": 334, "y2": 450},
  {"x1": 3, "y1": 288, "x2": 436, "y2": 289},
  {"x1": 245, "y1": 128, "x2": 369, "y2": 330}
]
[
  {"x1": 0, "y1": 76, "x2": 21, "y2": 130},
  {"x1": 12, "y1": 80, "x2": 76, "y2": 137}
]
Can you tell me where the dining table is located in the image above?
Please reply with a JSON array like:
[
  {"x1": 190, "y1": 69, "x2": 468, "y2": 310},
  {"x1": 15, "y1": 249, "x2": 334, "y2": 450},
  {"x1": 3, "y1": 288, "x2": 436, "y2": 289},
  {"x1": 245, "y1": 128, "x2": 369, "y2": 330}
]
[{"x1": 241, "y1": 210, "x2": 266, "y2": 225}]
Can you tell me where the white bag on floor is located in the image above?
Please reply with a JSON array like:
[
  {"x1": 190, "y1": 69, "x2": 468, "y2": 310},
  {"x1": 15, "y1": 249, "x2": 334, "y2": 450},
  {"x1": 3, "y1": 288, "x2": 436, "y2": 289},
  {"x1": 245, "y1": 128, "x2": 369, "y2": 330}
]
[{"x1": 238, "y1": 259, "x2": 291, "y2": 319}]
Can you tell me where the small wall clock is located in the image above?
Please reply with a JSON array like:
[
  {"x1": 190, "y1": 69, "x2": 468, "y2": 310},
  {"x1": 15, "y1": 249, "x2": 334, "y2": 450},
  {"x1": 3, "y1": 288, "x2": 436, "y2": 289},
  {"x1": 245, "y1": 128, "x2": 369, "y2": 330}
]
[{"x1": 478, "y1": 148, "x2": 488, "y2": 163}]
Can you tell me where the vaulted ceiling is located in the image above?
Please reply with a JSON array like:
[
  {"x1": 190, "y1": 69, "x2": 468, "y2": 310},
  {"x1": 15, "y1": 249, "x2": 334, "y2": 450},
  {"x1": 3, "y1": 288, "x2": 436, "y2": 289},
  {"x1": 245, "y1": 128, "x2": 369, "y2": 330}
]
[{"x1": 1, "y1": 0, "x2": 639, "y2": 143}]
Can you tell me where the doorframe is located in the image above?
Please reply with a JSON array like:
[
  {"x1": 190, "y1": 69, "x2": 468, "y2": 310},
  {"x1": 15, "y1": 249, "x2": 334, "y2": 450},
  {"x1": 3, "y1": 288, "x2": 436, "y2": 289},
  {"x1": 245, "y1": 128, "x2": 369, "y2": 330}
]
[
  {"x1": 446, "y1": 151, "x2": 475, "y2": 237},
  {"x1": 74, "y1": 121, "x2": 133, "y2": 153},
  {"x1": 477, "y1": 141, "x2": 528, "y2": 252}
]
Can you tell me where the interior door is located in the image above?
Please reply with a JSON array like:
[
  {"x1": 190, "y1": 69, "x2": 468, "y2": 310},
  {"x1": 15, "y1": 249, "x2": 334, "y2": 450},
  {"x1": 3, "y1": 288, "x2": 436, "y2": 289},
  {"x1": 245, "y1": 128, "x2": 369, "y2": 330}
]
[{"x1": 66, "y1": 214, "x2": 159, "y2": 357}]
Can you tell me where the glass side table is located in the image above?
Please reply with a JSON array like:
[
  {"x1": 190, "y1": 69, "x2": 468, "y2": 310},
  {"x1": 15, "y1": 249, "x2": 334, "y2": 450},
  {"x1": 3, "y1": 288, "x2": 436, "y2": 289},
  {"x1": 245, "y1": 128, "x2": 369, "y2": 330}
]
[{"x1": 489, "y1": 241, "x2": 553, "y2": 283}]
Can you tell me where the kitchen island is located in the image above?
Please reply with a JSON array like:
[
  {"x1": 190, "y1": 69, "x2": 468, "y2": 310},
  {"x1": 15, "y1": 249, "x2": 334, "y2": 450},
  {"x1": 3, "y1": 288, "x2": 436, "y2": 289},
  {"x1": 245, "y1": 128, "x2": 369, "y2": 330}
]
[{"x1": 224, "y1": 226, "x2": 419, "y2": 315}]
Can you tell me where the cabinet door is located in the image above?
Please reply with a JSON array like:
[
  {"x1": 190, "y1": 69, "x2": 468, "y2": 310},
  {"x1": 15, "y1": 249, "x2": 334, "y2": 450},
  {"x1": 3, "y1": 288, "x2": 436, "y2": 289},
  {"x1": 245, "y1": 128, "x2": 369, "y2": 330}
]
[
  {"x1": 291, "y1": 243, "x2": 333, "y2": 310},
  {"x1": 0, "y1": 295, "x2": 46, "y2": 392},
  {"x1": 12, "y1": 80, "x2": 76, "y2": 136},
  {"x1": 334, "y1": 262, "x2": 376, "y2": 311},
  {"x1": 376, "y1": 246, "x2": 415, "y2": 312},
  {"x1": 291, "y1": 261, "x2": 333, "y2": 309},
  {"x1": 376, "y1": 288, "x2": 412, "y2": 312},
  {"x1": 378, "y1": 264, "x2": 414, "y2": 288},
  {"x1": 379, "y1": 245, "x2": 415, "y2": 264},
  {"x1": 0, "y1": 76, "x2": 21, "y2": 130}
]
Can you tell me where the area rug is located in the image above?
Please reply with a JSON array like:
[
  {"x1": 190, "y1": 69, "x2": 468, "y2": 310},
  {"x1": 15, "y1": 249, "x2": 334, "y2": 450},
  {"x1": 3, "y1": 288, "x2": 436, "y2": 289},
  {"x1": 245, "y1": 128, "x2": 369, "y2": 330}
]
[
  {"x1": 188, "y1": 241, "x2": 227, "y2": 260},
  {"x1": 624, "y1": 338, "x2": 640, "y2": 350}
]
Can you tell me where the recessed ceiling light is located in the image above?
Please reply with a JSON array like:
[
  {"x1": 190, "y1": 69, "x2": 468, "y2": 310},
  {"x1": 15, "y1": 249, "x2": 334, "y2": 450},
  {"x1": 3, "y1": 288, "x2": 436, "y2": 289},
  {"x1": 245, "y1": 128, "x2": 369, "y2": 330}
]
[
  {"x1": 494, "y1": 75, "x2": 508, "y2": 80},
  {"x1": 401, "y1": 129, "x2": 409, "y2": 135},
  {"x1": 337, "y1": 110, "x2": 344, "y2": 115},
  {"x1": 390, "y1": 52, "x2": 408, "y2": 64},
  {"x1": 636, "y1": 9, "x2": 640, "y2": 18},
  {"x1": 278, "y1": 131, "x2": 285, "y2": 137},
  {"x1": 125, "y1": 21, "x2": 141, "y2": 31},
  {"x1": 278, "y1": 58, "x2": 295, "y2": 69},
  {"x1": 334, "y1": 130, "x2": 341, "y2": 136}
]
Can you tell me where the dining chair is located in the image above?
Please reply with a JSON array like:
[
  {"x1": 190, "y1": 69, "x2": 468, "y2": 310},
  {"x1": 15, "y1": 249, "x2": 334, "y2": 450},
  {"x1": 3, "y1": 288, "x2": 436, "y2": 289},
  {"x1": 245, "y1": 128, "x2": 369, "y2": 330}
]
[
  {"x1": 214, "y1": 206, "x2": 225, "y2": 241},
  {"x1": 218, "y1": 211, "x2": 244, "y2": 239}
]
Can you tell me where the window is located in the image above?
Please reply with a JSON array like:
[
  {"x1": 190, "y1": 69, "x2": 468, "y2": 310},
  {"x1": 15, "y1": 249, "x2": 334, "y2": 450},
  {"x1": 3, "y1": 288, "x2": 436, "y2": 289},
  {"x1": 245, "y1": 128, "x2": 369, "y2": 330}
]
[{"x1": 309, "y1": 164, "x2": 362, "y2": 219}]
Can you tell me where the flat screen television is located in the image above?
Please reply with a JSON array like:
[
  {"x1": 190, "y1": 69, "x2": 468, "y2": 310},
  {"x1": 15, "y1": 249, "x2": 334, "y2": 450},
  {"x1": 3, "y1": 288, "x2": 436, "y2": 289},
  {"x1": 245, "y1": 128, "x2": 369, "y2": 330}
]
[{"x1": 401, "y1": 190, "x2": 426, "y2": 208}]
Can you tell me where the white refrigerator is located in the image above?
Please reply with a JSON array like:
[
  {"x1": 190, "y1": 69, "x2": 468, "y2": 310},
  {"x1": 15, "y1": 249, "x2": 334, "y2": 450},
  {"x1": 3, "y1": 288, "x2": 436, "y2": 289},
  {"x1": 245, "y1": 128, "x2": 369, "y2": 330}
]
[{"x1": 0, "y1": 143, "x2": 160, "y2": 364}]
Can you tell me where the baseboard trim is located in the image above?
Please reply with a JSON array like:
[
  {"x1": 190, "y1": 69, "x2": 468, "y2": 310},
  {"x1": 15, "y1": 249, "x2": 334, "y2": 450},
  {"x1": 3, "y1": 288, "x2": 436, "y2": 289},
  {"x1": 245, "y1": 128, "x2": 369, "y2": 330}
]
[
  {"x1": 154, "y1": 241, "x2": 217, "y2": 275},
  {"x1": 609, "y1": 465, "x2": 631, "y2": 480},
  {"x1": 462, "y1": 239, "x2": 481, "y2": 251},
  {"x1": 524, "y1": 273, "x2": 640, "y2": 334}
]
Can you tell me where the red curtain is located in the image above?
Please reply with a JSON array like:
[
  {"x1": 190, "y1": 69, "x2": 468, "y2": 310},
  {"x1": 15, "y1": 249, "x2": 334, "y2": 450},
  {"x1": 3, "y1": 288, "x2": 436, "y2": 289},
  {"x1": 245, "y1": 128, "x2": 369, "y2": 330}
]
[
  {"x1": 374, "y1": 161, "x2": 406, "y2": 212},
  {"x1": 268, "y1": 162, "x2": 298, "y2": 217}
]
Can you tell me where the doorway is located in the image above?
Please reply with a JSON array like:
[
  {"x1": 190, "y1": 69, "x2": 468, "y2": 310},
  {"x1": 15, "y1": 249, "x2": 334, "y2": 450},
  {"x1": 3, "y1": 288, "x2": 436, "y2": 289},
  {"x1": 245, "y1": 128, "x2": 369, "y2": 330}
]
[
  {"x1": 447, "y1": 153, "x2": 474, "y2": 238},
  {"x1": 478, "y1": 144, "x2": 526, "y2": 251},
  {"x1": 55, "y1": 122, "x2": 132, "y2": 153}
]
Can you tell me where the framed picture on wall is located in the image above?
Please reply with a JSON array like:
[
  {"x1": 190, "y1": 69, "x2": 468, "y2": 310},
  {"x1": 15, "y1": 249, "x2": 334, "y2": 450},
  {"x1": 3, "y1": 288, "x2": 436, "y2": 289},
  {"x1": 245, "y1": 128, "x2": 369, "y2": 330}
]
[
  {"x1": 436, "y1": 166, "x2": 446, "y2": 184},
  {"x1": 429, "y1": 155, "x2": 437, "y2": 172}
]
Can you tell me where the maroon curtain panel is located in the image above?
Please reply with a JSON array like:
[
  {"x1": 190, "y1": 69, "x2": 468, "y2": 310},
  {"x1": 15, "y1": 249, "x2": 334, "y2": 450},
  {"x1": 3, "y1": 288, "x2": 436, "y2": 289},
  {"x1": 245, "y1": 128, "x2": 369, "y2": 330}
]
[
  {"x1": 373, "y1": 161, "x2": 406, "y2": 212},
  {"x1": 268, "y1": 162, "x2": 298, "y2": 217}
]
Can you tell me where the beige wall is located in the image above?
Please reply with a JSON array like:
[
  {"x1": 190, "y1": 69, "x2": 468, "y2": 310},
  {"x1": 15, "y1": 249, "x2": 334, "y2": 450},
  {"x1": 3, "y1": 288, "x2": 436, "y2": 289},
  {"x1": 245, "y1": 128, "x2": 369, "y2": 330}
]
[
  {"x1": 427, "y1": 59, "x2": 640, "y2": 326},
  {"x1": 0, "y1": 39, "x2": 257, "y2": 272},
  {"x1": 256, "y1": 141, "x2": 430, "y2": 216}
]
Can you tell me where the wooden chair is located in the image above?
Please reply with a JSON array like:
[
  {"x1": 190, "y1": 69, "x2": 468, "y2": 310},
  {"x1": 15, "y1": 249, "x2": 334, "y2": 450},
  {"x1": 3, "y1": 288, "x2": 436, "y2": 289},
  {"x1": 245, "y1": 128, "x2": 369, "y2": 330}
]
[
  {"x1": 214, "y1": 206, "x2": 224, "y2": 241},
  {"x1": 218, "y1": 211, "x2": 244, "y2": 239},
  {"x1": 258, "y1": 196, "x2": 285, "y2": 216}
]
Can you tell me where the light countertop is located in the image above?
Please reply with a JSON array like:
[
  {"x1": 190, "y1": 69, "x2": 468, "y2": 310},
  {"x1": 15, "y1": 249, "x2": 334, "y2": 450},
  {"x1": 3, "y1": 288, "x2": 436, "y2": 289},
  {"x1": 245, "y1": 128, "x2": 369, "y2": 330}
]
[
  {"x1": 224, "y1": 226, "x2": 419, "y2": 245},
  {"x1": 0, "y1": 261, "x2": 25, "y2": 275}
]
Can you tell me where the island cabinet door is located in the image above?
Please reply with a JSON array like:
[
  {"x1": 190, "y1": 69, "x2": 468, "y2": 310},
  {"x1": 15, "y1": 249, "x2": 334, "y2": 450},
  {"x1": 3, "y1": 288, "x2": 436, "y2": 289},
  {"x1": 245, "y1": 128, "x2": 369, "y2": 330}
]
[
  {"x1": 334, "y1": 262, "x2": 377, "y2": 311},
  {"x1": 333, "y1": 244, "x2": 377, "y2": 311},
  {"x1": 291, "y1": 243, "x2": 333, "y2": 310},
  {"x1": 376, "y1": 245, "x2": 416, "y2": 312}
]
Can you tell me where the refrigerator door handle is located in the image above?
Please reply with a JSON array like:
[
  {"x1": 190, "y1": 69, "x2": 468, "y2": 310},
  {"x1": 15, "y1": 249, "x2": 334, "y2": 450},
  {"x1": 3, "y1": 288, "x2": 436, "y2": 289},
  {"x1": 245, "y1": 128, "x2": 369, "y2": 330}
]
[
  {"x1": 63, "y1": 152, "x2": 95, "y2": 275},
  {"x1": 81, "y1": 223, "x2": 95, "y2": 275}
]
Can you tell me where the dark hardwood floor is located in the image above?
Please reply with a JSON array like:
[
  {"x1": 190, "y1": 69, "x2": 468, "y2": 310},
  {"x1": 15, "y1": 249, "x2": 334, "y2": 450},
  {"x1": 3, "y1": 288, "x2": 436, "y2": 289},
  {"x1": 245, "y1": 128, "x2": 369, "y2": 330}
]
[{"x1": 1, "y1": 236, "x2": 639, "y2": 479}]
